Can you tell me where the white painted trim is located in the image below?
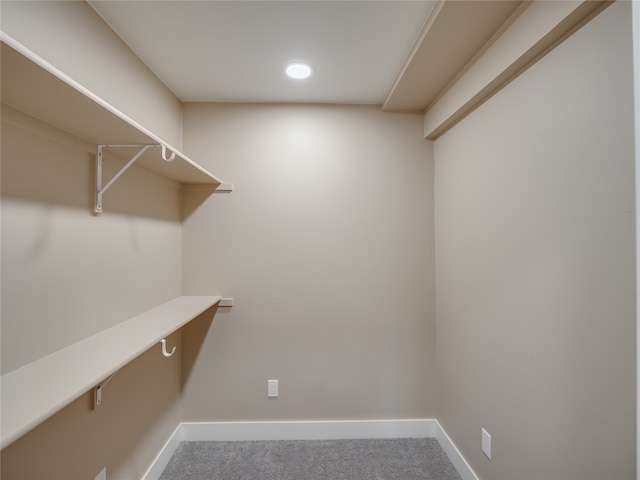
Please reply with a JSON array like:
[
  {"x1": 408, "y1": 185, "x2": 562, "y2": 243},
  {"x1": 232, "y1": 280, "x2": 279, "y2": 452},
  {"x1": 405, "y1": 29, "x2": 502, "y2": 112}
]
[
  {"x1": 141, "y1": 425, "x2": 185, "y2": 480},
  {"x1": 435, "y1": 421, "x2": 480, "y2": 480},
  {"x1": 142, "y1": 419, "x2": 476, "y2": 480},
  {"x1": 423, "y1": 0, "x2": 609, "y2": 140},
  {"x1": 180, "y1": 419, "x2": 436, "y2": 442}
]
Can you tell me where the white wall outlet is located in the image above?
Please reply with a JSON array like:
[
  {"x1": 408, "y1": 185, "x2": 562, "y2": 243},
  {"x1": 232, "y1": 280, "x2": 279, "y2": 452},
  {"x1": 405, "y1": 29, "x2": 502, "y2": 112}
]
[
  {"x1": 482, "y1": 428, "x2": 492, "y2": 460},
  {"x1": 268, "y1": 379, "x2": 278, "y2": 398},
  {"x1": 95, "y1": 467, "x2": 107, "y2": 480}
]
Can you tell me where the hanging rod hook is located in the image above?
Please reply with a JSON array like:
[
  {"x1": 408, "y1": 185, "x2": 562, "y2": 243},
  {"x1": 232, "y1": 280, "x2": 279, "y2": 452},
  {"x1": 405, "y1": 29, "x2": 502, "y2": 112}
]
[
  {"x1": 160, "y1": 338, "x2": 176, "y2": 357},
  {"x1": 161, "y1": 145, "x2": 176, "y2": 162}
]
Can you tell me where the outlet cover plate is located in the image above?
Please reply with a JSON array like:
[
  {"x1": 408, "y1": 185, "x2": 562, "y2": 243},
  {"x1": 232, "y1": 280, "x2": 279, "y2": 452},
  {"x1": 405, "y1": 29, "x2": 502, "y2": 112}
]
[
  {"x1": 268, "y1": 379, "x2": 278, "y2": 398},
  {"x1": 482, "y1": 428, "x2": 492, "y2": 460}
]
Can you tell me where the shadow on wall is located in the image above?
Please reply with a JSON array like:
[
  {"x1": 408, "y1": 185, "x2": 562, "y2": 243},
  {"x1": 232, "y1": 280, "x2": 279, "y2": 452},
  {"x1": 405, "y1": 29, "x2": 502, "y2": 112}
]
[
  {"x1": 1, "y1": 116, "x2": 184, "y2": 222},
  {"x1": 181, "y1": 187, "x2": 220, "y2": 222},
  {"x1": 182, "y1": 305, "x2": 219, "y2": 389},
  {"x1": 0, "y1": 330, "x2": 183, "y2": 480}
]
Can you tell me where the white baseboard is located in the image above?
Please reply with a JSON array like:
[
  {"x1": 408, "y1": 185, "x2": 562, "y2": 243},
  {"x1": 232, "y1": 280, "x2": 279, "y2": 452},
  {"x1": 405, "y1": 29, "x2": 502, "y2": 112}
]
[
  {"x1": 142, "y1": 419, "x2": 477, "y2": 480},
  {"x1": 181, "y1": 418, "x2": 437, "y2": 441},
  {"x1": 435, "y1": 420, "x2": 479, "y2": 480},
  {"x1": 141, "y1": 424, "x2": 186, "y2": 480}
]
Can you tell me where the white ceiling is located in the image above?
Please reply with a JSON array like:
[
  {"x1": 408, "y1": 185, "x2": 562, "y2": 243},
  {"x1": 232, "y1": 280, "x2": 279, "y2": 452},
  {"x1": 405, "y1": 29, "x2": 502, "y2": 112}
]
[{"x1": 89, "y1": 0, "x2": 437, "y2": 106}]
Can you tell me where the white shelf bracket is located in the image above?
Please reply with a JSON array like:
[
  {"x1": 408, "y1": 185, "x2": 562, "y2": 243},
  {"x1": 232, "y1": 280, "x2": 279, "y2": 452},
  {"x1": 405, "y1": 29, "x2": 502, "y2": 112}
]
[
  {"x1": 93, "y1": 371, "x2": 118, "y2": 409},
  {"x1": 94, "y1": 144, "x2": 175, "y2": 214}
]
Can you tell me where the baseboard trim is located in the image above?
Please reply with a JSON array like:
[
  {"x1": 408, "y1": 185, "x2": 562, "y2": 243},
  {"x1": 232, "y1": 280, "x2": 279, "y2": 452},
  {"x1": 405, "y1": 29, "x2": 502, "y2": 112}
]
[
  {"x1": 142, "y1": 419, "x2": 477, "y2": 480},
  {"x1": 435, "y1": 420, "x2": 479, "y2": 480},
  {"x1": 181, "y1": 418, "x2": 437, "y2": 441},
  {"x1": 141, "y1": 424, "x2": 185, "y2": 480}
]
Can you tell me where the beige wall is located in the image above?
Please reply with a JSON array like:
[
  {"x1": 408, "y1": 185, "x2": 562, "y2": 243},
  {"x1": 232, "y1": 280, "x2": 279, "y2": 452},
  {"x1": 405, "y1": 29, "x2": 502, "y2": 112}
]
[
  {"x1": 434, "y1": 2, "x2": 636, "y2": 479},
  {"x1": 1, "y1": 12, "x2": 186, "y2": 475},
  {"x1": 0, "y1": 330, "x2": 183, "y2": 480},
  {"x1": 634, "y1": 2, "x2": 640, "y2": 477},
  {"x1": 180, "y1": 104, "x2": 436, "y2": 421},
  {"x1": 1, "y1": 113, "x2": 183, "y2": 373},
  {"x1": 1, "y1": 1, "x2": 636, "y2": 479},
  {"x1": 0, "y1": 0, "x2": 183, "y2": 148}
]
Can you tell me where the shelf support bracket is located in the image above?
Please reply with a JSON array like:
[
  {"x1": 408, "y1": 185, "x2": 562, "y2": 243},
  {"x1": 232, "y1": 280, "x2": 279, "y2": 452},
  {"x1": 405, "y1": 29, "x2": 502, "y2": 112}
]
[
  {"x1": 94, "y1": 144, "x2": 174, "y2": 214},
  {"x1": 93, "y1": 371, "x2": 118, "y2": 409}
]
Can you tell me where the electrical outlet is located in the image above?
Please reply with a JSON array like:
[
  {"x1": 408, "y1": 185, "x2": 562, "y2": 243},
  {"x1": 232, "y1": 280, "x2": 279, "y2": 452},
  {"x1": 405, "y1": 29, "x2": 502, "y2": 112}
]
[
  {"x1": 482, "y1": 428, "x2": 492, "y2": 460},
  {"x1": 95, "y1": 467, "x2": 107, "y2": 480},
  {"x1": 268, "y1": 379, "x2": 278, "y2": 398}
]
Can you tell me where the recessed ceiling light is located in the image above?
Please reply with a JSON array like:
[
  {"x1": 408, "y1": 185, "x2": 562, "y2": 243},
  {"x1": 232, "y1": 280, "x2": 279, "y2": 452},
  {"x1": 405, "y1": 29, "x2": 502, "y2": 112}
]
[{"x1": 285, "y1": 63, "x2": 314, "y2": 79}]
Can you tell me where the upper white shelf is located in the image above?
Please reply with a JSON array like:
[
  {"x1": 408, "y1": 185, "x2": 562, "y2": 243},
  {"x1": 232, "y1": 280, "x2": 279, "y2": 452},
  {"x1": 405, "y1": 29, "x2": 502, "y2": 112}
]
[
  {"x1": 0, "y1": 295, "x2": 221, "y2": 450},
  {"x1": 0, "y1": 35, "x2": 222, "y2": 187}
]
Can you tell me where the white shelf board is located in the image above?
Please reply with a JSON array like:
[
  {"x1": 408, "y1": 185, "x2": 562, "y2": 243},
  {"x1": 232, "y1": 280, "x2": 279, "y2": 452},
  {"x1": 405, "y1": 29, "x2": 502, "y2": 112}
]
[
  {"x1": 0, "y1": 35, "x2": 221, "y2": 187},
  {"x1": 0, "y1": 295, "x2": 221, "y2": 449}
]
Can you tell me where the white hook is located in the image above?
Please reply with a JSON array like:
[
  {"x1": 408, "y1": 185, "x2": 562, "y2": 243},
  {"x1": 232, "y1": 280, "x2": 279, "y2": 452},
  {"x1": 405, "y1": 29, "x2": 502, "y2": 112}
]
[
  {"x1": 160, "y1": 338, "x2": 176, "y2": 357},
  {"x1": 161, "y1": 145, "x2": 176, "y2": 162}
]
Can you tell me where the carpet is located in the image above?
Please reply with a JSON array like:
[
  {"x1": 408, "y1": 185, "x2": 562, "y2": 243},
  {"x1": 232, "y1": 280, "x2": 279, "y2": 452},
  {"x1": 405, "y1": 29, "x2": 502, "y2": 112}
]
[{"x1": 158, "y1": 438, "x2": 462, "y2": 480}]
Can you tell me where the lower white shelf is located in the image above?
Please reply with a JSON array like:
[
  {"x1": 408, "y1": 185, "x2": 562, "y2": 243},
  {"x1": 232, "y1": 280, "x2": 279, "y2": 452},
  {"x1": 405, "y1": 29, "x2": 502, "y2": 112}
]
[{"x1": 0, "y1": 295, "x2": 221, "y2": 449}]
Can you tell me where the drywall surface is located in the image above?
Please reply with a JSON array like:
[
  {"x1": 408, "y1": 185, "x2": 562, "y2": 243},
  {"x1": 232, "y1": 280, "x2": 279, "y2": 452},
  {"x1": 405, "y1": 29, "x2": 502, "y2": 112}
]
[
  {"x1": 0, "y1": 0, "x2": 183, "y2": 148},
  {"x1": 1, "y1": 117, "x2": 182, "y2": 373},
  {"x1": 634, "y1": 2, "x2": 640, "y2": 477},
  {"x1": 181, "y1": 104, "x2": 436, "y2": 421},
  {"x1": 1, "y1": 110, "x2": 183, "y2": 477},
  {"x1": 434, "y1": 2, "x2": 635, "y2": 479},
  {"x1": 1, "y1": 330, "x2": 183, "y2": 480}
]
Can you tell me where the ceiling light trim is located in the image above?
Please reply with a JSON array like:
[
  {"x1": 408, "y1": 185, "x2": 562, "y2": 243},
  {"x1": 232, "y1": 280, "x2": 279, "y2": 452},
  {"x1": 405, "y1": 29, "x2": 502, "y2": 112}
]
[{"x1": 285, "y1": 62, "x2": 314, "y2": 80}]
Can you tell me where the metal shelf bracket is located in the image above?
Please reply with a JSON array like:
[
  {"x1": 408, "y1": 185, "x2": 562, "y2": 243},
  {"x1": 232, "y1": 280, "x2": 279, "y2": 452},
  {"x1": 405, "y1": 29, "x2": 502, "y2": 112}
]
[
  {"x1": 93, "y1": 371, "x2": 118, "y2": 409},
  {"x1": 94, "y1": 144, "x2": 175, "y2": 214}
]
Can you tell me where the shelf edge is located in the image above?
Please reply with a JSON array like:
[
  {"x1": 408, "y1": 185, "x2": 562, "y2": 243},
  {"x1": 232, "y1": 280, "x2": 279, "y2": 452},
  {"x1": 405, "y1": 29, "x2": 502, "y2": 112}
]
[
  {"x1": 0, "y1": 295, "x2": 221, "y2": 450},
  {"x1": 0, "y1": 32, "x2": 223, "y2": 186}
]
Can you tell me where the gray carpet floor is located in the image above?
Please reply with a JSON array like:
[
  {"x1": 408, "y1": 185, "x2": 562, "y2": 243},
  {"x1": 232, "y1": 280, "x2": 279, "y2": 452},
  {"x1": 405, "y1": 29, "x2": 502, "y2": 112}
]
[{"x1": 159, "y1": 438, "x2": 462, "y2": 480}]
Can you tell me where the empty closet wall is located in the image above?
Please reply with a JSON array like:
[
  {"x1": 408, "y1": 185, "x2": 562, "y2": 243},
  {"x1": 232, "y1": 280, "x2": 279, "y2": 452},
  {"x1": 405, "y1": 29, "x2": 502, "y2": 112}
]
[
  {"x1": 0, "y1": 0, "x2": 183, "y2": 147},
  {"x1": 434, "y1": 2, "x2": 636, "y2": 479},
  {"x1": 1, "y1": 2, "x2": 188, "y2": 478},
  {"x1": 1, "y1": 96, "x2": 185, "y2": 480},
  {"x1": 180, "y1": 104, "x2": 436, "y2": 421}
]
